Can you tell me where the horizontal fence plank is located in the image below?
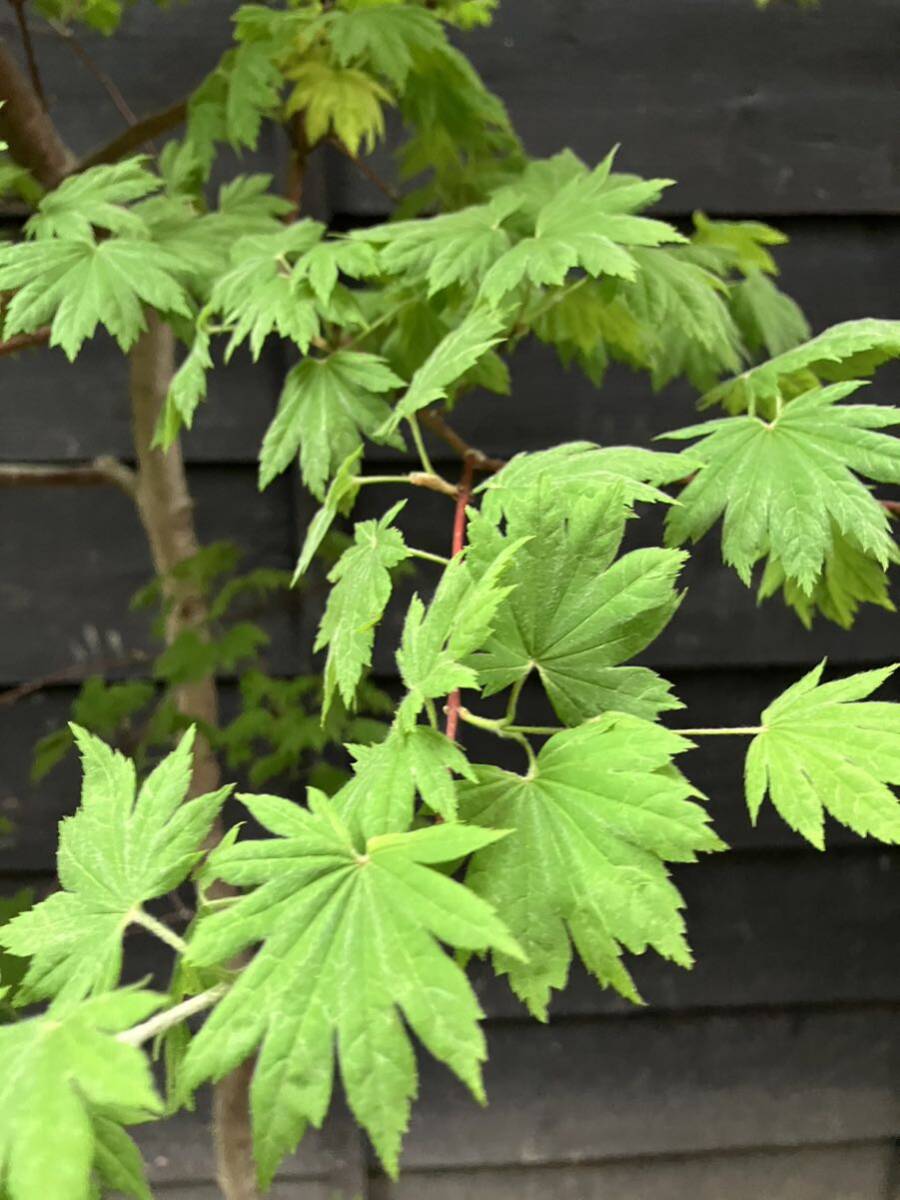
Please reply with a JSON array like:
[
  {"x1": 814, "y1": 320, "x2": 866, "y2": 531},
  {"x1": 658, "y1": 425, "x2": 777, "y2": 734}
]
[
  {"x1": 0, "y1": 467, "x2": 301, "y2": 685},
  {"x1": 136, "y1": 1089, "x2": 362, "y2": 1189},
  {"x1": 327, "y1": 0, "x2": 900, "y2": 217},
  {"x1": 374, "y1": 1142, "x2": 894, "y2": 1200},
  {"x1": 398, "y1": 1008, "x2": 900, "y2": 1170},
  {"x1": 0, "y1": 340, "x2": 283, "y2": 465},
  {"x1": 3, "y1": 219, "x2": 897, "y2": 463},
  {"x1": 5, "y1": 667, "x2": 897, "y2": 870}
]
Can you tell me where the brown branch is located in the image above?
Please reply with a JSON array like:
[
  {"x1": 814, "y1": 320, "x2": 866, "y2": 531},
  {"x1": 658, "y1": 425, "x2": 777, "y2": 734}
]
[
  {"x1": 0, "y1": 39, "x2": 73, "y2": 187},
  {"x1": 444, "y1": 456, "x2": 476, "y2": 744},
  {"x1": 75, "y1": 97, "x2": 187, "y2": 171},
  {"x1": 0, "y1": 648, "x2": 150, "y2": 710},
  {"x1": 329, "y1": 135, "x2": 401, "y2": 204},
  {"x1": 7, "y1": 0, "x2": 45, "y2": 109},
  {"x1": 130, "y1": 314, "x2": 257, "y2": 1200},
  {"x1": 0, "y1": 327, "x2": 51, "y2": 355},
  {"x1": 882, "y1": 499, "x2": 900, "y2": 515},
  {"x1": 48, "y1": 18, "x2": 137, "y2": 126},
  {"x1": 419, "y1": 408, "x2": 506, "y2": 473},
  {"x1": 0, "y1": 456, "x2": 137, "y2": 497}
]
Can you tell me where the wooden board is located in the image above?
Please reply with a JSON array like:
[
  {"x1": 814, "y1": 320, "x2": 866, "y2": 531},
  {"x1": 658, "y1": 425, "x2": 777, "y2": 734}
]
[
  {"x1": 397, "y1": 1008, "x2": 900, "y2": 1170},
  {"x1": 0, "y1": 467, "x2": 302, "y2": 684},
  {"x1": 374, "y1": 1142, "x2": 894, "y2": 1200},
  {"x1": 325, "y1": 0, "x2": 900, "y2": 217}
]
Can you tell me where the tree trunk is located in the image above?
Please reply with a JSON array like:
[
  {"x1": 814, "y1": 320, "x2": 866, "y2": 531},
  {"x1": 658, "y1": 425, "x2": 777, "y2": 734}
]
[{"x1": 130, "y1": 316, "x2": 259, "y2": 1200}]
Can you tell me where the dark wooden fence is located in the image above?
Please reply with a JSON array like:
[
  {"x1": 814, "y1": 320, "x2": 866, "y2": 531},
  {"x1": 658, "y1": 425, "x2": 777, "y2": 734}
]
[{"x1": 1, "y1": 2, "x2": 898, "y2": 1196}]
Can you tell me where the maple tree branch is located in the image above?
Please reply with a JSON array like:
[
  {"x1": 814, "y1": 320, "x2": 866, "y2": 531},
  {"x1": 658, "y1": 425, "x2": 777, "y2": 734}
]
[
  {"x1": 7, "y1": 0, "x2": 45, "y2": 110},
  {"x1": 0, "y1": 38, "x2": 74, "y2": 187},
  {"x1": 329, "y1": 135, "x2": 401, "y2": 204},
  {"x1": 47, "y1": 17, "x2": 137, "y2": 126},
  {"x1": 444, "y1": 455, "x2": 476, "y2": 743},
  {"x1": 75, "y1": 97, "x2": 187, "y2": 171},
  {"x1": 419, "y1": 408, "x2": 506, "y2": 473},
  {"x1": 0, "y1": 456, "x2": 138, "y2": 497},
  {"x1": 117, "y1": 985, "x2": 228, "y2": 1048},
  {"x1": 0, "y1": 327, "x2": 51, "y2": 355},
  {"x1": 0, "y1": 648, "x2": 150, "y2": 710}
]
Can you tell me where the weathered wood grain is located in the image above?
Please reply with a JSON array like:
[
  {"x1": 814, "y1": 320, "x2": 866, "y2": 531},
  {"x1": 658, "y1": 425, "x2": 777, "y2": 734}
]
[
  {"x1": 374, "y1": 1141, "x2": 894, "y2": 1200},
  {"x1": 397, "y1": 1008, "x2": 900, "y2": 1170}
]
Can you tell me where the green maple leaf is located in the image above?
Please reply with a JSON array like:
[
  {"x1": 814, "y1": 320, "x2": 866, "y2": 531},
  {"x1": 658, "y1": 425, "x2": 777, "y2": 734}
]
[
  {"x1": 337, "y1": 723, "x2": 477, "y2": 831},
  {"x1": 0, "y1": 990, "x2": 162, "y2": 1200},
  {"x1": 702, "y1": 317, "x2": 900, "y2": 413},
  {"x1": 25, "y1": 158, "x2": 161, "y2": 242},
  {"x1": 327, "y1": 5, "x2": 447, "y2": 89},
  {"x1": 361, "y1": 192, "x2": 520, "y2": 296},
  {"x1": 729, "y1": 269, "x2": 811, "y2": 359},
  {"x1": 315, "y1": 503, "x2": 411, "y2": 714},
  {"x1": 395, "y1": 546, "x2": 521, "y2": 729},
  {"x1": 459, "y1": 713, "x2": 723, "y2": 1017},
  {"x1": 286, "y1": 60, "x2": 393, "y2": 157},
  {"x1": 758, "y1": 525, "x2": 899, "y2": 629},
  {"x1": 0, "y1": 237, "x2": 192, "y2": 359},
  {"x1": 480, "y1": 441, "x2": 696, "y2": 512},
  {"x1": 745, "y1": 662, "x2": 900, "y2": 848},
  {"x1": 622, "y1": 246, "x2": 745, "y2": 388},
  {"x1": 481, "y1": 151, "x2": 683, "y2": 303},
  {"x1": 209, "y1": 221, "x2": 326, "y2": 360},
  {"x1": 182, "y1": 794, "x2": 519, "y2": 1182},
  {"x1": 664, "y1": 379, "x2": 900, "y2": 593},
  {"x1": 292, "y1": 448, "x2": 363, "y2": 583},
  {"x1": 378, "y1": 306, "x2": 508, "y2": 437},
  {"x1": 468, "y1": 482, "x2": 686, "y2": 724},
  {"x1": 690, "y1": 212, "x2": 789, "y2": 276},
  {"x1": 259, "y1": 351, "x2": 404, "y2": 497},
  {"x1": 0, "y1": 728, "x2": 230, "y2": 1004}
]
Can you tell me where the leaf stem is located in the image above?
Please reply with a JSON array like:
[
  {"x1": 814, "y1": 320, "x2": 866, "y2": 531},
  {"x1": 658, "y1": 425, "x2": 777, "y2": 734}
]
[
  {"x1": 507, "y1": 724, "x2": 562, "y2": 736},
  {"x1": 408, "y1": 547, "x2": 451, "y2": 566},
  {"x1": 117, "y1": 985, "x2": 228, "y2": 1048},
  {"x1": 408, "y1": 414, "x2": 437, "y2": 477},
  {"x1": 458, "y1": 707, "x2": 538, "y2": 773},
  {"x1": 504, "y1": 674, "x2": 528, "y2": 725},
  {"x1": 132, "y1": 908, "x2": 189, "y2": 955},
  {"x1": 676, "y1": 726, "x2": 764, "y2": 736}
]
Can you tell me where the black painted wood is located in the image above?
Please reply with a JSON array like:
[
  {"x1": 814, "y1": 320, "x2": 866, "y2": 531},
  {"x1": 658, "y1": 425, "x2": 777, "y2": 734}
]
[
  {"x1": 0, "y1": 467, "x2": 302, "y2": 684},
  {"x1": 374, "y1": 1142, "x2": 894, "y2": 1200},
  {"x1": 398, "y1": 1008, "x2": 900, "y2": 1169},
  {"x1": 326, "y1": 0, "x2": 900, "y2": 217}
]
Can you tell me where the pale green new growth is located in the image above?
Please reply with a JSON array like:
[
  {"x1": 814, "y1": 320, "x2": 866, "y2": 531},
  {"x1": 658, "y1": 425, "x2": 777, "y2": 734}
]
[
  {"x1": 744, "y1": 662, "x2": 900, "y2": 848},
  {"x1": 460, "y1": 714, "x2": 724, "y2": 1017},
  {"x1": 0, "y1": 728, "x2": 230, "y2": 1003},
  {"x1": 183, "y1": 795, "x2": 519, "y2": 1182}
]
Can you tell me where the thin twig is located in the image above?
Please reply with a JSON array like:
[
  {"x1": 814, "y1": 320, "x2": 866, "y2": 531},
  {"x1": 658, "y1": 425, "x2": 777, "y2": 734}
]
[
  {"x1": 882, "y1": 499, "x2": 900, "y2": 515},
  {"x1": 74, "y1": 98, "x2": 188, "y2": 172},
  {"x1": 0, "y1": 456, "x2": 138, "y2": 498},
  {"x1": 117, "y1": 985, "x2": 228, "y2": 1048},
  {"x1": 0, "y1": 327, "x2": 51, "y2": 355},
  {"x1": 7, "y1": 0, "x2": 46, "y2": 109},
  {"x1": 0, "y1": 648, "x2": 150, "y2": 710},
  {"x1": 444, "y1": 456, "x2": 475, "y2": 743},
  {"x1": 419, "y1": 408, "x2": 506, "y2": 473},
  {"x1": 47, "y1": 18, "x2": 137, "y2": 126},
  {"x1": 329, "y1": 136, "x2": 401, "y2": 204}
]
